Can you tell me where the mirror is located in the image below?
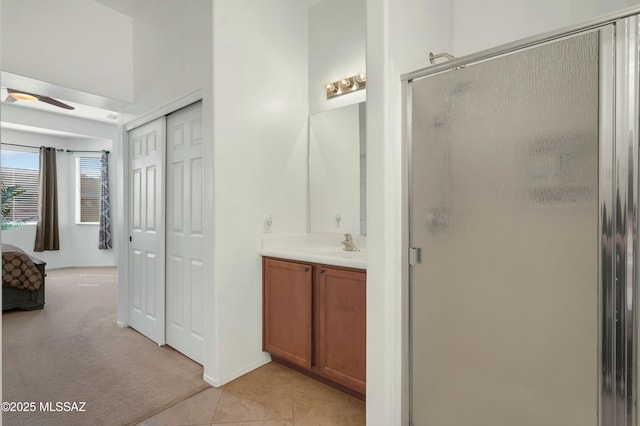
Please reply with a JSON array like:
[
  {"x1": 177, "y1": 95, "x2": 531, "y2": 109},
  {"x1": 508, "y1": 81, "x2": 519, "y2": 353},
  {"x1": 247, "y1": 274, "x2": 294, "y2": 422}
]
[{"x1": 309, "y1": 102, "x2": 366, "y2": 235}]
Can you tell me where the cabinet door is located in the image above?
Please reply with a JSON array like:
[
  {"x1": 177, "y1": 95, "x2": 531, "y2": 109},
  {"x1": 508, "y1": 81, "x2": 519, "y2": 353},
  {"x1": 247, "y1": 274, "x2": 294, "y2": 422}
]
[
  {"x1": 318, "y1": 266, "x2": 366, "y2": 394},
  {"x1": 263, "y1": 258, "x2": 313, "y2": 369}
]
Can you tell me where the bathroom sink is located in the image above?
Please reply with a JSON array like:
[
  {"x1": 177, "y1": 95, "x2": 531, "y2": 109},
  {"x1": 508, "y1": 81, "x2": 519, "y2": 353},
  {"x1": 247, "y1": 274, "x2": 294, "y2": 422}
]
[
  {"x1": 303, "y1": 247, "x2": 367, "y2": 260},
  {"x1": 261, "y1": 234, "x2": 367, "y2": 268}
]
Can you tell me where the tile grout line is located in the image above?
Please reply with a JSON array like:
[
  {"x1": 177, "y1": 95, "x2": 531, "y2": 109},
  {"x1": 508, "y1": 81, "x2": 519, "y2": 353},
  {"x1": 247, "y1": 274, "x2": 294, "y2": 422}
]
[
  {"x1": 209, "y1": 384, "x2": 225, "y2": 425},
  {"x1": 291, "y1": 367, "x2": 296, "y2": 425},
  {"x1": 134, "y1": 385, "x2": 211, "y2": 425}
]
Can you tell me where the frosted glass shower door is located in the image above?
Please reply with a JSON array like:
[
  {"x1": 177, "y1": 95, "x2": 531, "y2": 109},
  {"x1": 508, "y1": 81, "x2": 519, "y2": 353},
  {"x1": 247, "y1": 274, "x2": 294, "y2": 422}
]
[{"x1": 409, "y1": 32, "x2": 601, "y2": 426}]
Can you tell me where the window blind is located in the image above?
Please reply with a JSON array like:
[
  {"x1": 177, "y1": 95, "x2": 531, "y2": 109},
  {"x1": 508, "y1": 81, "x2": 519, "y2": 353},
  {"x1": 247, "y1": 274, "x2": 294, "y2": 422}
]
[{"x1": 1, "y1": 149, "x2": 39, "y2": 223}]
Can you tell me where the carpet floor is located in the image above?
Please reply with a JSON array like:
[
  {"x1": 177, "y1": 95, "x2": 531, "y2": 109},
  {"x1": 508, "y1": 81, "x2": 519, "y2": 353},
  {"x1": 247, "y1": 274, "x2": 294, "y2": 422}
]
[{"x1": 2, "y1": 267, "x2": 209, "y2": 426}]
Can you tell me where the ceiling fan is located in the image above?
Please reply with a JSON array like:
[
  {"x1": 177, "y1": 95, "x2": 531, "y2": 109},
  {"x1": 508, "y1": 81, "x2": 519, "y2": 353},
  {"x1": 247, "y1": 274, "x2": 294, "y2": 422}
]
[{"x1": 4, "y1": 88, "x2": 74, "y2": 110}]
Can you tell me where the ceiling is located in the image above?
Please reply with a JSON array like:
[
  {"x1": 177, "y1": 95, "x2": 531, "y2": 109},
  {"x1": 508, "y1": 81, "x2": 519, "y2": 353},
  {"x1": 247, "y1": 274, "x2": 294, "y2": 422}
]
[
  {"x1": 0, "y1": 0, "x2": 137, "y2": 139},
  {"x1": 94, "y1": 0, "x2": 327, "y2": 17},
  {"x1": 1, "y1": 0, "x2": 325, "y2": 139},
  {"x1": 92, "y1": 0, "x2": 139, "y2": 17}
]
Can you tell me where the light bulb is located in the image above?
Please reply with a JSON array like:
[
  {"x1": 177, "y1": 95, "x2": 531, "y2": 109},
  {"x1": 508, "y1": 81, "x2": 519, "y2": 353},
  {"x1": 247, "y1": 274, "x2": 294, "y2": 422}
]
[
  {"x1": 340, "y1": 79, "x2": 352, "y2": 88},
  {"x1": 325, "y1": 83, "x2": 337, "y2": 93}
]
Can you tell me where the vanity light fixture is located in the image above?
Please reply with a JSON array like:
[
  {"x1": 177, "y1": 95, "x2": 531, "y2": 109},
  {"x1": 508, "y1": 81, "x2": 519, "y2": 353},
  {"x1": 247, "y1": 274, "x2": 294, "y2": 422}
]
[{"x1": 325, "y1": 72, "x2": 366, "y2": 99}]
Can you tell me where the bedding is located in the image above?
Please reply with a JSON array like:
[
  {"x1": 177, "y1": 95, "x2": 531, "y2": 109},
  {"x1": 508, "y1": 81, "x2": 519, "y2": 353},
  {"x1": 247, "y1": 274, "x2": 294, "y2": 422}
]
[{"x1": 2, "y1": 244, "x2": 43, "y2": 291}]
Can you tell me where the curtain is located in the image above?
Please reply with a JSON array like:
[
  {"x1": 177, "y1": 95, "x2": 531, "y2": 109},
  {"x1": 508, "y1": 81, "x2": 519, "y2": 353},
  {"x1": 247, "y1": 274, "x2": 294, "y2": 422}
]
[
  {"x1": 98, "y1": 150, "x2": 112, "y2": 250},
  {"x1": 34, "y1": 147, "x2": 59, "y2": 251}
]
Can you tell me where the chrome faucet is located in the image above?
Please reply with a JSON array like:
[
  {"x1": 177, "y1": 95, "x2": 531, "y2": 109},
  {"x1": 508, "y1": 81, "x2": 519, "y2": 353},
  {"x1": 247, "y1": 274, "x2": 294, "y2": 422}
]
[{"x1": 341, "y1": 234, "x2": 360, "y2": 252}]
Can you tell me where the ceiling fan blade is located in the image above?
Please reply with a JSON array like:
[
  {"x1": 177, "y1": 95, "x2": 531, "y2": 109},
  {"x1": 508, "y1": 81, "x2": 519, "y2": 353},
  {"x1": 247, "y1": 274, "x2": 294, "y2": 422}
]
[
  {"x1": 37, "y1": 96, "x2": 75, "y2": 110},
  {"x1": 7, "y1": 88, "x2": 75, "y2": 110},
  {"x1": 4, "y1": 95, "x2": 16, "y2": 103},
  {"x1": 7, "y1": 88, "x2": 39, "y2": 97}
]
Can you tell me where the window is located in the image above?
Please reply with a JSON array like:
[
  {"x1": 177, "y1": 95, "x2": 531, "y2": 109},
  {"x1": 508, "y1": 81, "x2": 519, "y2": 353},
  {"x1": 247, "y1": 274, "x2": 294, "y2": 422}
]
[
  {"x1": 76, "y1": 157, "x2": 102, "y2": 224},
  {"x1": 0, "y1": 149, "x2": 39, "y2": 223}
]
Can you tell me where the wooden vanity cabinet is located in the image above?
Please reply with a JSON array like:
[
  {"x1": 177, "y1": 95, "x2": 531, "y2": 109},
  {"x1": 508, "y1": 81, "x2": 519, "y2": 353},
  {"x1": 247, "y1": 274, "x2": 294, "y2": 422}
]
[
  {"x1": 317, "y1": 266, "x2": 366, "y2": 394},
  {"x1": 262, "y1": 257, "x2": 366, "y2": 397},
  {"x1": 262, "y1": 258, "x2": 313, "y2": 369}
]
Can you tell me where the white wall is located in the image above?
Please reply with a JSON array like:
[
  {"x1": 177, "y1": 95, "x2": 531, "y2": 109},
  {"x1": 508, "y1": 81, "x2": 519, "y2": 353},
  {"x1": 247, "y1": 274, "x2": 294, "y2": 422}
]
[
  {"x1": 125, "y1": 0, "x2": 213, "y2": 118},
  {"x1": 1, "y1": 128, "x2": 115, "y2": 269},
  {"x1": 209, "y1": 0, "x2": 309, "y2": 385},
  {"x1": 308, "y1": 0, "x2": 366, "y2": 114},
  {"x1": 453, "y1": 0, "x2": 640, "y2": 56},
  {"x1": 367, "y1": 1, "x2": 640, "y2": 425},
  {"x1": 0, "y1": 0, "x2": 134, "y2": 103}
]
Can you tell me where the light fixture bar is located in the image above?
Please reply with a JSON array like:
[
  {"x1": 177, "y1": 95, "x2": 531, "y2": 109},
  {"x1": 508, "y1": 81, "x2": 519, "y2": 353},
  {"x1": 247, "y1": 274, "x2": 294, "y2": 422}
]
[{"x1": 325, "y1": 72, "x2": 366, "y2": 99}]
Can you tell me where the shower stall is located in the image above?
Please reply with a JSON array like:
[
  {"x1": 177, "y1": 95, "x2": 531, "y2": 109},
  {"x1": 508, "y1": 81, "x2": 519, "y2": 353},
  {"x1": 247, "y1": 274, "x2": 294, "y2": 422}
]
[{"x1": 404, "y1": 11, "x2": 640, "y2": 426}]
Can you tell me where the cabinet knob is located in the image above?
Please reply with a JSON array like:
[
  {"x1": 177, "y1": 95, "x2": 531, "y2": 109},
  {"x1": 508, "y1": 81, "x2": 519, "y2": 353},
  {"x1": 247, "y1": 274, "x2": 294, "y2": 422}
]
[
  {"x1": 304, "y1": 267, "x2": 309, "y2": 272},
  {"x1": 320, "y1": 268, "x2": 324, "y2": 274}
]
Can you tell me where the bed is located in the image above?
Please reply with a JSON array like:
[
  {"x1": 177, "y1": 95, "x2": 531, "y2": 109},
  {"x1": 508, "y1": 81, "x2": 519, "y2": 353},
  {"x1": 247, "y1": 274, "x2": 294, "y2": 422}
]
[{"x1": 2, "y1": 244, "x2": 46, "y2": 311}]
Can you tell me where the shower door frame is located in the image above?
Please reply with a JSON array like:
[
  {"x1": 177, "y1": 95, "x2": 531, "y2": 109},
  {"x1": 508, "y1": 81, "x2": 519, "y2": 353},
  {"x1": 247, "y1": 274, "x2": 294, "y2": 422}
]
[{"x1": 402, "y1": 9, "x2": 640, "y2": 426}]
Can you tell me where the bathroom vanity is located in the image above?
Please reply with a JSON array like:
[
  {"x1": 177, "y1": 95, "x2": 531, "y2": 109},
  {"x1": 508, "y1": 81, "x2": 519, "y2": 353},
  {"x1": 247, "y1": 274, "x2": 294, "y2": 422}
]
[{"x1": 261, "y1": 234, "x2": 366, "y2": 399}]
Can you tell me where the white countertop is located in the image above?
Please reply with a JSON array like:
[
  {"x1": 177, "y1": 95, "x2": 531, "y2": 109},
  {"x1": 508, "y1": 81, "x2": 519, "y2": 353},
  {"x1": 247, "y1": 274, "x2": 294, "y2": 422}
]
[{"x1": 260, "y1": 233, "x2": 367, "y2": 270}]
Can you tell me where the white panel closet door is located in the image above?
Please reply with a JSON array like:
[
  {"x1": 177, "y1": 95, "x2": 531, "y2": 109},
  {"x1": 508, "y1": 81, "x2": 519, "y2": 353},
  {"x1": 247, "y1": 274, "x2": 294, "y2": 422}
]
[
  {"x1": 166, "y1": 102, "x2": 204, "y2": 364},
  {"x1": 128, "y1": 117, "x2": 166, "y2": 345}
]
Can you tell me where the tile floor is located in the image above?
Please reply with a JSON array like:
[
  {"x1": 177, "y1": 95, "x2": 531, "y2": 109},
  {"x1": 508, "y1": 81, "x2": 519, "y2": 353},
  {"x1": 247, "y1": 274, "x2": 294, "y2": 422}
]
[{"x1": 137, "y1": 362, "x2": 366, "y2": 426}]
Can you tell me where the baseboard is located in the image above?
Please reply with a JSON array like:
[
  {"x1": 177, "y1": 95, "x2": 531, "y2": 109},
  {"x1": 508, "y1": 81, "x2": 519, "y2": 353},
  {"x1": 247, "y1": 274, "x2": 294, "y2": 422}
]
[
  {"x1": 41, "y1": 264, "x2": 118, "y2": 270},
  {"x1": 203, "y1": 354, "x2": 271, "y2": 387},
  {"x1": 202, "y1": 373, "x2": 218, "y2": 387}
]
